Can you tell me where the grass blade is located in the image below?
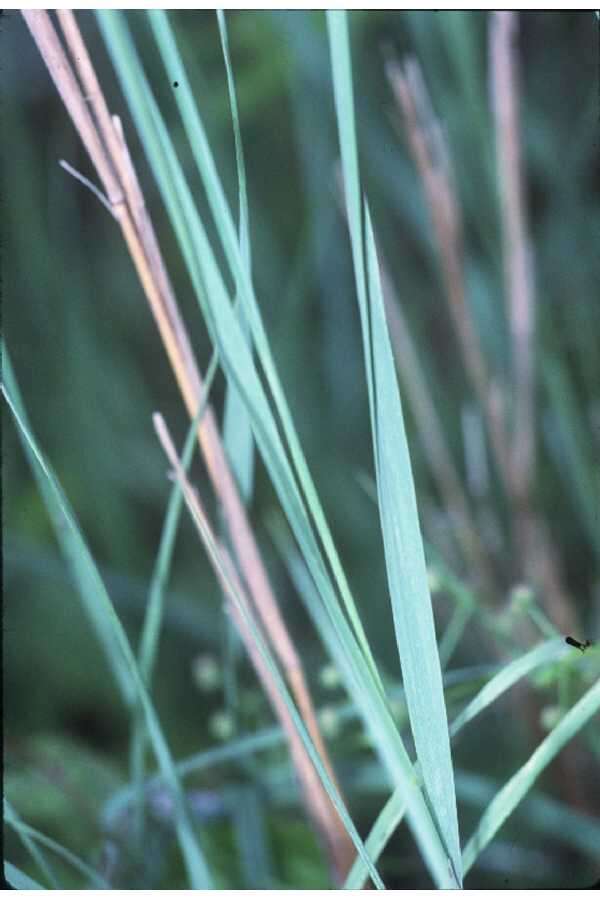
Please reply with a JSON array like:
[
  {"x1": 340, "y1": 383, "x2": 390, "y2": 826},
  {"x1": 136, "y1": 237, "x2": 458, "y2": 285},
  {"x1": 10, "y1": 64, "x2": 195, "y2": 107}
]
[
  {"x1": 450, "y1": 637, "x2": 567, "y2": 737},
  {"x1": 341, "y1": 636, "x2": 572, "y2": 887},
  {"x1": 4, "y1": 862, "x2": 46, "y2": 891},
  {"x1": 2, "y1": 359, "x2": 213, "y2": 889},
  {"x1": 275, "y1": 524, "x2": 458, "y2": 889},
  {"x1": 130, "y1": 351, "x2": 219, "y2": 842},
  {"x1": 463, "y1": 674, "x2": 600, "y2": 874},
  {"x1": 217, "y1": 9, "x2": 255, "y2": 504},
  {"x1": 2, "y1": 347, "x2": 132, "y2": 704},
  {"x1": 327, "y1": 9, "x2": 461, "y2": 884}
]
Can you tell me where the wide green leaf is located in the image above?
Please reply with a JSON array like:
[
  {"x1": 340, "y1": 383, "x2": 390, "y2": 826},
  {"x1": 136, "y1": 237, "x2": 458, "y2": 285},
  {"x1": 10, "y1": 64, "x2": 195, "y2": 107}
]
[{"x1": 327, "y1": 10, "x2": 461, "y2": 885}]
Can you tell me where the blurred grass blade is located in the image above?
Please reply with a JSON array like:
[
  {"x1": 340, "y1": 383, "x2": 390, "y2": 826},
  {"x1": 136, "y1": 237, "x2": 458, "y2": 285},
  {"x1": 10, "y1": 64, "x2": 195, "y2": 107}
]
[
  {"x1": 4, "y1": 862, "x2": 46, "y2": 891},
  {"x1": 4, "y1": 801, "x2": 109, "y2": 889},
  {"x1": 2, "y1": 346, "x2": 132, "y2": 704},
  {"x1": 104, "y1": 726, "x2": 283, "y2": 826},
  {"x1": 3, "y1": 798, "x2": 59, "y2": 889},
  {"x1": 231, "y1": 786, "x2": 274, "y2": 888},
  {"x1": 1, "y1": 360, "x2": 213, "y2": 889},
  {"x1": 327, "y1": 9, "x2": 461, "y2": 884},
  {"x1": 450, "y1": 637, "x2": 567, "y2": 737},
  {"x1": 463, "y1": 675, "x2": 600, "y2": 874},
  {"x1": 217, "y1": 9, "x2": 255, "y2": 504}
]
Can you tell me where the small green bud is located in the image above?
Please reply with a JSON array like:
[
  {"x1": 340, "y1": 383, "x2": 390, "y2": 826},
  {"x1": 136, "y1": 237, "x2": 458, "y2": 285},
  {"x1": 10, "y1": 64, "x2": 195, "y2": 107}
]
[
  {"x1": 191, "y1": 654, "x2": 221, "y2": 692},
  {"x1": 319, "y1": 663, "x2": 341, "y2": 690},
  {"x1": 509, "y1": 583, "x2": 535, "y2": 613},
  {"x1": 318, "y1": 705, "x2": 341, "y2": 739},
  {"x1": 540, "y1": 705, "x2": 563, "y2": 732},
  {"x1": 209, "y1": 710, "x2": 235, "y2": 741}
]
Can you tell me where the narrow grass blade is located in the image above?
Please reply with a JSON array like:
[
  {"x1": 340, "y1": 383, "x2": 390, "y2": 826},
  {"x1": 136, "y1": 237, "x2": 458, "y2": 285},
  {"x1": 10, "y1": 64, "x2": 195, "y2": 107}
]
[
  {"x1": 217, "y1": 9, "x2": 255, "y2": 504},
  {"x1": 130, "y1": 351, "x2": 219, "y2": 842},
  {"x1": 2, "y1": 347, "x2": 132, "y2": 704},
  {"x1": 3, "y1": 799, "x2": 59, "y2": 889},
  {"x1": 327, "y1": 9, "x2": 461, "y2": 882},
  {"x1": 463, "y1": 675, "x2": 600, "y2": 874},
  {"x1": 1, "y1": 365, "x2": 213, "y2": 889},
  {"x1": 450, "y1": 637, "x2": 567, "y2": 737},
  {"x1": 4, "y1": 802, "x2": 109, "y2": 889}
]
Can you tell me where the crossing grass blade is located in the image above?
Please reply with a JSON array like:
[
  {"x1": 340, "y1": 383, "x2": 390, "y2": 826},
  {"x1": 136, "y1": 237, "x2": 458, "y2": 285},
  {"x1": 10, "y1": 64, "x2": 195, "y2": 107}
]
[
  {"x1": 1, "y1": 361, "x2": 213, "y2": 890},
  {"x1": 4, "y1": 801, "x2": 109, "y2": 889},
  {"x1": 337, "y1": 636, "x2": 571, "y2": 888},
  {"x1": 130, "y1": 351, "x2": 219, "y2": 841},
  {"x1": 3, "y1": 799, "x2": 59, "y2": 889},
  {"x1": 462, "y1": 674, "x2": 600, "y2": 874},
  {"x1": 450, "y1": 637, "x2": 568, "y2": 736},
  {"x1": 153, "y1": 429, "x2": 386, "y2": 889},
  {"x1": 327, "y1": 10, "x2": 462, "y2": 885},
  {"x1": 275, "y1": 526, "x2": 459, "y2": 889}
]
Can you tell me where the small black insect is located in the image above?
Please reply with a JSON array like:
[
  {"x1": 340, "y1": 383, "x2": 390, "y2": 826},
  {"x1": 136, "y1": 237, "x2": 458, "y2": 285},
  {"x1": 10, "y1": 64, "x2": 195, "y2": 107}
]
[{"x1": 565, "y1": 636, "x2": 592, "y2": 652}]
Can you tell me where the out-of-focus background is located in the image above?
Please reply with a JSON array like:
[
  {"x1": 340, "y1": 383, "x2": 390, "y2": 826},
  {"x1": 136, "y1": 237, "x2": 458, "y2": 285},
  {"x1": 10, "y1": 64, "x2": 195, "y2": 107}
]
[{"x1": 3, "y1": 10, "x2": 599, "y2": 889}]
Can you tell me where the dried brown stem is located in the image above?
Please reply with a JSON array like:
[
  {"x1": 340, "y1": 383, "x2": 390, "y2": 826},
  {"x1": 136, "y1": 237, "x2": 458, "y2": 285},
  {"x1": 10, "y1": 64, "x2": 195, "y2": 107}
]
[
  {"x1": 388, "y1": 57, "x2": 512, "y2": 494},
  {"x1": 490, "y1": 11, "x2": 534, "y2": 506},
  {"x1": 154, "y1": 413, "x2": 354, "y2": 885},
  {"x1": 388, "y1": 50, "x2": 576, "y2": 635},
  {"x1": 24, "y1": 9, "x2": 354, "y2": 882},
  {"x1": 489, "y1": 12, "x2": 576, "y2": 636}
]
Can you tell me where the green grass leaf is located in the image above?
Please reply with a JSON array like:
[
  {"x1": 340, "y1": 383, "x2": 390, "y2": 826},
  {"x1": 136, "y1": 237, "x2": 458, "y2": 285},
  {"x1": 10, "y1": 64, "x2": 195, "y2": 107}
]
[
  {"x1": 462, "y1": 674, "x2": 600, "y2": 874},
  {"x1": 450, "y1": 637, "x2": 567, "y2": 737},
  {"x1": 217, "y1": 9, "x2": 255, "y2": 505},
  {"x1": 327, "y1": 10, "x2": 461, "y2": 886},
  {"x1": 2, "y1": 354, "x2": 213, "y2": 890}
]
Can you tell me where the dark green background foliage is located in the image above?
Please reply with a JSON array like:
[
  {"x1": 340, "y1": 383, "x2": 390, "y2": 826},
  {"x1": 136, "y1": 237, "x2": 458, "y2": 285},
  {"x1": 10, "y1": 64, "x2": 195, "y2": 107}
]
[{"x1": 3, "y1": 10, "x2": 599, "y2": 889}]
